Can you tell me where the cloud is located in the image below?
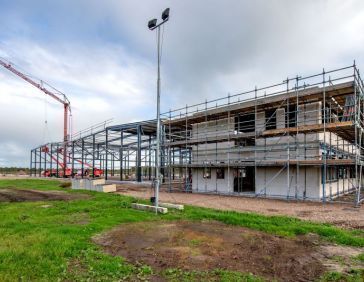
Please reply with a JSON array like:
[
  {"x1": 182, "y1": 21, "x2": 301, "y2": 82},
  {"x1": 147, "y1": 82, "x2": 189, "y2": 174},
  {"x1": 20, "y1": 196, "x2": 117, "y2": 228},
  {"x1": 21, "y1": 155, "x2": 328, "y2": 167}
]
[
  {"x1": 0, "y1": 39, "x2": 157, "y2": 166},
  {"x1": 0, "y1": 0, "x2": 364, "y2": 166}
]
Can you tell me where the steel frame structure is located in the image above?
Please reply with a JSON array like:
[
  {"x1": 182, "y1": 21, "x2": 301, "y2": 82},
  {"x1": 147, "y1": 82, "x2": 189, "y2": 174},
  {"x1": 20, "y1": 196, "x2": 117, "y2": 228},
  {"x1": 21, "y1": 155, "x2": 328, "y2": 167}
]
[{"x1": 30, "y1": 120, "x2": 159, "y2": 182}]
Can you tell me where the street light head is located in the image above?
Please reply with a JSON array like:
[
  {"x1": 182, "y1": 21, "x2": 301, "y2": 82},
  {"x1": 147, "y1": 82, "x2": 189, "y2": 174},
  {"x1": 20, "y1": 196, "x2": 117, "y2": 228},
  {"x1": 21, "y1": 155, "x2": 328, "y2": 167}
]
[
  {"x1": 161, "y1": 8, "x2": 170, "y2": 21},
  {"x1": 148, "y1": 18, "x2": 157, "y2": 30}
]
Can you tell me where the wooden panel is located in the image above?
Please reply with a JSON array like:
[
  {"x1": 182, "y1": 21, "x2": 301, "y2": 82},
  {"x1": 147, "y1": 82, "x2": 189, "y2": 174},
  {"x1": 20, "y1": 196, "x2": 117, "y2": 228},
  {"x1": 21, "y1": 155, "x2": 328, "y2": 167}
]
[{"x1": 262, "y1": 121, "x2": 353, "y2": 137}]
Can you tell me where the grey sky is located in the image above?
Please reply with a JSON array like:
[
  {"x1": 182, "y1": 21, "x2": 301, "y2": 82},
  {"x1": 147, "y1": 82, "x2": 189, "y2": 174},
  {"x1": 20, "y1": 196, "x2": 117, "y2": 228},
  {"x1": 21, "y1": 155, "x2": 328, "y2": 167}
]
[{"x1": 0, "y1": 0, "x2": 363, "y2": 166}]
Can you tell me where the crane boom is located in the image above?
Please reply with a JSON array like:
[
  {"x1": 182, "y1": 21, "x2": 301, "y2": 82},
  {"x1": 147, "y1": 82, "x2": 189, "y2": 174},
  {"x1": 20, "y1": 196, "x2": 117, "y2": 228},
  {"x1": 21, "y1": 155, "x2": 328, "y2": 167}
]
[{"x1": 0, "y1": 58, "x2": 71, "y2": 172}]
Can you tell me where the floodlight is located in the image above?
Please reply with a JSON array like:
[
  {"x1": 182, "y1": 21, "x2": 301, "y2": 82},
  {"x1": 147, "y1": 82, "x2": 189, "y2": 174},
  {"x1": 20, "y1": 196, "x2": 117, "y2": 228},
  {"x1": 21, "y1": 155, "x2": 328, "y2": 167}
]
[
  {"x1": 148, "y1": 18, "x2": 157, "y2": 29},
  {"x1": 161, "y1": 8, "x2": 170, "y2": 21}
]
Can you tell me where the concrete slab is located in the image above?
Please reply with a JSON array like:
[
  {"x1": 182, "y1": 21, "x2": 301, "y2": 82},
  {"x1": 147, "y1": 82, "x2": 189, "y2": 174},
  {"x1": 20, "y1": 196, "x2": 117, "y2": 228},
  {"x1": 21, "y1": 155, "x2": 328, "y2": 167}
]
[
  {"x1": 131, "y1": 203, "x2": 168, "y2": 214},
  {"x1": 159, "y1": 202, "x2": 184, "y2": 210},
  {"x1": 92, "y1": 179, "x2": 106, "y2": 186},
  {"x1": 84, "y1": 179, "x2": 106, "y2": 190},
  {"x1": 72, "y1": 178, "x2": 108, "y2": 191},
  {"x1": 96, "y1": 184, "x2": 116, "y2": 193},
  {"x1": 72, "y1": 179, "x2": 85, "y2": 189},
  {"x1": 84, "y1": 179, "x2": 92, "y2": 190}
]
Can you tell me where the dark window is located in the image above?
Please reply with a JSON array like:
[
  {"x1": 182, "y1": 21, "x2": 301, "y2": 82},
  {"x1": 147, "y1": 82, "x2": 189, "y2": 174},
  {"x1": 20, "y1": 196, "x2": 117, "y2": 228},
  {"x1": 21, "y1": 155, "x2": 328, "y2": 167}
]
[
  {"x1": 203, "y1": 167, "x2": 211, "y2": 179},
  {"x1": 350, "y1": 167, "x2": 356, "y2": 178},
  {"x1": 285, "y1": 104, "x2": 297, "y2": 128},
  {"x1": 325, "y1": 167, "x2": 337, "y2": 182},
  {"x1": 336, "y1": 166, "x2": 348, "y2": 179},
  {"x1": 216, "y1": 168, "x2": 225, "y2": 179},
  {"x1": 235, "y1": 113, "x2": 255, "y2": 133},
  {"x1": 265, "y1": 109, "x2": 277, "y2": 130}
]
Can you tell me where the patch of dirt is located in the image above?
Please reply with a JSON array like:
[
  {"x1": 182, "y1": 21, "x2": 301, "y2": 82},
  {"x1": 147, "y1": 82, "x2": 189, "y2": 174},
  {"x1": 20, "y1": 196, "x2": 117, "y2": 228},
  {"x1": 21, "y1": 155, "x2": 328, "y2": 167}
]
[
  {"x1": 93, "y1": 220, "x2": 326, "y2": 282},
  {"x1": 316, "y1": 244, "x2": 364, "y2": 273},
  {"x1": 0, "y1": 189, "x2": 89, "y2": 202}
]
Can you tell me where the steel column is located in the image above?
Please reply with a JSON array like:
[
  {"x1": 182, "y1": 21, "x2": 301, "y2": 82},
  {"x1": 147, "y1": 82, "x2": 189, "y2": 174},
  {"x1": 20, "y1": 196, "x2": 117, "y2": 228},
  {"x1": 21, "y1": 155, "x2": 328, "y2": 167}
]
[{"x1": 137, "y1": 125, "x2": 142, "y2": 182}]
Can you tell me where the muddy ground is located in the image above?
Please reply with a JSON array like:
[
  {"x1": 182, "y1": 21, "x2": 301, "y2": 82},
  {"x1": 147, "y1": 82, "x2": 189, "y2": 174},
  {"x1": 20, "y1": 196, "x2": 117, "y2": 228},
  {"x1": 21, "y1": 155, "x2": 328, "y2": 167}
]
[
  {"x1": 0, "y1": 188, "x2": 88, "y2": 202},
  {"x1": 94, "y1": 220, "x2": 363, "y2": 282}
]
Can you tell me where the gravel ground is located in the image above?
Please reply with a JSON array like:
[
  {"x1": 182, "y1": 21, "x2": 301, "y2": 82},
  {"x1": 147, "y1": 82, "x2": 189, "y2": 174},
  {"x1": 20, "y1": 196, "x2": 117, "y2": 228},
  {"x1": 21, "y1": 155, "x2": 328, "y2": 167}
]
[{"x1": 116, "y1": 186, "x2": 364, "y2": 230}]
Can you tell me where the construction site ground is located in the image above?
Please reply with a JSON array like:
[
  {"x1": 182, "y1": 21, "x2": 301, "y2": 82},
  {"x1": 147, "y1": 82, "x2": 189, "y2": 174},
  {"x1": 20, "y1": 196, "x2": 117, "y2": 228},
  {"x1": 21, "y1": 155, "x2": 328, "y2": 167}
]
[
  {"x1": 115, "y1": 183, "x2": 364, "y2": 230},
  {"x1": 0, "y1": 179, "x2": 363, "y2": 281},
  {"x1": 94, "y1": 220, "x2": 363, "y2": 282},
  {"x1": 0, "y1": 188, "x2": 89, "y2": 202}
]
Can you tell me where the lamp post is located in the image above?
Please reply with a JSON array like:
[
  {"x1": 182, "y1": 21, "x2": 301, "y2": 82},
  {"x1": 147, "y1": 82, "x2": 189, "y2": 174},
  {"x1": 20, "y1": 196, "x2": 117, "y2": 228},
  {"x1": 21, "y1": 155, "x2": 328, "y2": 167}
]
[{"x1": 148, "y1": 8, "x2": 170, "y2": 213}]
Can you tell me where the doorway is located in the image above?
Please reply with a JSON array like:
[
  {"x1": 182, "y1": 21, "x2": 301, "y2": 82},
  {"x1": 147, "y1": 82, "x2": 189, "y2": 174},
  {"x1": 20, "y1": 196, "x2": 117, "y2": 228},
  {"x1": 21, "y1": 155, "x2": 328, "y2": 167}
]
[{"x1": 234, "y1": 167, "x2": 255, "y2": 192}]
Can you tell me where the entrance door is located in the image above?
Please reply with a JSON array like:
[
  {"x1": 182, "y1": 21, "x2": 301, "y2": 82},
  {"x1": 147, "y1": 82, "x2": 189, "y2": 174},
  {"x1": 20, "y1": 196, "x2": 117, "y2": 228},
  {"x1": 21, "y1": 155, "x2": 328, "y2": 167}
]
[{"x1": 234, "y1": 167, "x2": 255, "y2": 192}]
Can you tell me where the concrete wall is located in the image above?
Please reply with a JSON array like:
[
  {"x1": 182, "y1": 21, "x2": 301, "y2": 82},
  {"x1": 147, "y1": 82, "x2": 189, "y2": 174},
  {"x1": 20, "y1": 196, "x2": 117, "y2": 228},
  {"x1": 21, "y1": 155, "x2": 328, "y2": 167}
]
[
  {"x1": 192, "y1": 167, "x2": 234, "y2": 193},
  {"x1": 191, "y1": 166, "x2": 322, "y2": 200},
  {"x1": 256, "y1": 166, "x2": 321, "y2": 200},
  {"x1": 319, "y1": 132, "x2": 357, "y2": 155},
  {"x1": 321, "y1": 171, "x2": 356, "y2": 199},
  {"x1": 191, "y1": 165, "x2": 355, "y2": 200},
  {"x1": 188, "y1": 100, "x2": 357, "y2": 200},
  {"x1": 255, "y1": 134, "x2": 320, "y2": 161},
  {"x1": 191, "y1": 117, "x2": 234, "y2": 140}
]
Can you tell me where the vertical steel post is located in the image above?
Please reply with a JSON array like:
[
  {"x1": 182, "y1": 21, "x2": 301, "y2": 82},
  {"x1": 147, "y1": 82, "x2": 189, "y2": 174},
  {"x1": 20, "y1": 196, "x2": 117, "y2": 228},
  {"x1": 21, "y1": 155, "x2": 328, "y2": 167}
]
[
  {"x1": 111, "y1": 154, "x2": 114, "y2": 177},
  {"x1": 322, "y1": 69, "x2": 327, "y2": 203},
  {"x1": 137, "y1": 125, "x2": 142, "y2": 182},
  {"x1": 38, "y1": 147, "x2": 41, "y2": 177},
  {"x1": 43, "y1": 146, "x2": 46, "y2": 177},
  {"x1": 30, "y1": 150, "x2": 33, "y2": 177},
  {"x1": 148, "y1": 135, "x2": 152, "y2": 180},
  {"x1": 172, "y1": 148, "x2": 175, "y2": 180},
  {"x1": 71, "y1": 141, "x2": 74, "y2": 177},
  {"x1": 56, "y1": 145, "x2": 59, "y2": 177},
  {"x1": 120, "y1": 130, "x2": 123, "y2": 181},
  {"x1": 286, "y1": 78, "x2": 290, "y2": 199},
  {"x1": 81, "y1": 139, "x2": 84, "y2": 179},
  {"x1": 50, "y1": 144, "x2": 53, "y2": 176},
  {"x1": 227, "y1": 95, "x2": 231, "y2": 193},
  {"x1": 185, "y1": 105, "x2": 189, "y2": 192},
  {"x1": 295, "y1": 75, "x2": 299, "y2": 199},
  {"x1": 92, "y1": 135, "x2": 96, "y2": 178},
  {"x1": 354, "y1": 63, "x2": 360, "y2": 206},
  {"x1": 127, "y1": 148, "x2": 130, "y2": 176},
  {"x1": 105, "y1": 129, "x2": 108, "y2": 180},
  {"x1": 34, "y1": 149, "x2": 37, "y2": 177},
  {"x1": 254, "y1": 86, "x2": 257, "y2": 196}
]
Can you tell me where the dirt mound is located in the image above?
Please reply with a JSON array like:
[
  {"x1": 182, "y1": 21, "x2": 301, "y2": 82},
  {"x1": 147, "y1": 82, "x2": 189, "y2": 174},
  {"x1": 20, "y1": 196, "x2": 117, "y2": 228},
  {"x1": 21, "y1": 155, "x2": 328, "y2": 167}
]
[
  {"x1": 0, "y1": 189, "x2": 89, "y2": 202},
  {"x1": 93, "y1": 220, "x2": 325, "y2": 282}
]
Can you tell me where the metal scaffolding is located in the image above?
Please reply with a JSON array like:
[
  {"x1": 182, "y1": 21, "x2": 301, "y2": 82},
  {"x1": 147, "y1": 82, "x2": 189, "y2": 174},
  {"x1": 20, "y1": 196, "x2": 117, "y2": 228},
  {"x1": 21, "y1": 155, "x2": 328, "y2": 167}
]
[{"x1": 161, "y1": 63, "x2": 364, "y2": 206}]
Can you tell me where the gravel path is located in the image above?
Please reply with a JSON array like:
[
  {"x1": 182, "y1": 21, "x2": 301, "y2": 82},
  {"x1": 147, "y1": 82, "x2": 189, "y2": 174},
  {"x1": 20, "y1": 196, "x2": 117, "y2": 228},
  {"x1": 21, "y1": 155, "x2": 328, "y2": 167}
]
[{"x1": 116, "y1": 187, "x2": 364, "y2": 230}]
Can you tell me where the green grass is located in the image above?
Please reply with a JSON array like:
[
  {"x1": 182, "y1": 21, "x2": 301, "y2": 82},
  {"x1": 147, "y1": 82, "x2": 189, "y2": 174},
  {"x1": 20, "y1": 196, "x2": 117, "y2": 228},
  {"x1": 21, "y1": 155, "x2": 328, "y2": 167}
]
[
  {"x1": 178, "y1": 206, "x2": 364, "y2": 247},
  {"x1": 319, "y1": 269, "x2": 364, "y2": 282},
  {"x1": 353, "y1": 253, "x2": 364, "y2": 262},
  {"x1": 0, "y1": 179, "x2": 363, "y2": 281}
]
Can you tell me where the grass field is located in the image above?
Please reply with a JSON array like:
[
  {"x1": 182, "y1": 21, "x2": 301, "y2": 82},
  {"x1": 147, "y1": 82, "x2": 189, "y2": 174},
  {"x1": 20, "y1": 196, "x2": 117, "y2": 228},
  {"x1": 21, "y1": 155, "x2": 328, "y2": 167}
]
[{"x1": 0, "y1": 179, "x2": 363, "y2": 281}]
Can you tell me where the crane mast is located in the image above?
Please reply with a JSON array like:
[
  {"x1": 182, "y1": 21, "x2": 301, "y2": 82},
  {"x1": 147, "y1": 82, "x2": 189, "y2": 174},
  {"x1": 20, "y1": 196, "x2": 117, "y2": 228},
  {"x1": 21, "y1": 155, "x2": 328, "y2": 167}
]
[{"x1": 0, "y1": 58, "x2": 71, "y2": 172}]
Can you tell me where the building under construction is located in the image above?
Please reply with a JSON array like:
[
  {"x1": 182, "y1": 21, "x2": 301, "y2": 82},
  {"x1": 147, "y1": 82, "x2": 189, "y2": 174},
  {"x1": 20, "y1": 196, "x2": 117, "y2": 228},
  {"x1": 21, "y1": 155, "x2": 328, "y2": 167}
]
[{"x1": 30, "y1": 64, "x2": 364, "y2": 205}]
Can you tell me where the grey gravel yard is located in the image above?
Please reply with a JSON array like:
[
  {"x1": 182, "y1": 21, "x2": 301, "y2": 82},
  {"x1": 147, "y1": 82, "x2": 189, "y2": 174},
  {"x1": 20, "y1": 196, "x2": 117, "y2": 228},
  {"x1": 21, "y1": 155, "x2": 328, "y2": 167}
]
[{"x1": 115, "y1": 185, "x2": 363, "y2": 230}]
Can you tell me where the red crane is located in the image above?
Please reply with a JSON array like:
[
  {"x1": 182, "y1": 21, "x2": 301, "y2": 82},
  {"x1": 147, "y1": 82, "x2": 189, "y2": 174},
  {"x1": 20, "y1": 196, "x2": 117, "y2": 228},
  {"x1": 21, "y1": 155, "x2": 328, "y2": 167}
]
[{"x1": 0, "y1": 58, "x2": 71, "y2": 170}]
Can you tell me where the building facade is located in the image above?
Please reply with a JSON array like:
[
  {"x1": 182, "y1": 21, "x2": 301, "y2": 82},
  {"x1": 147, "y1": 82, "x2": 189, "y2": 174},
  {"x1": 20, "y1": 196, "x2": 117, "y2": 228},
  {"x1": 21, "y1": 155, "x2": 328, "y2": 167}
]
[{"x1": 163, "y1": 65, "x2": 364, "y2": 204}]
